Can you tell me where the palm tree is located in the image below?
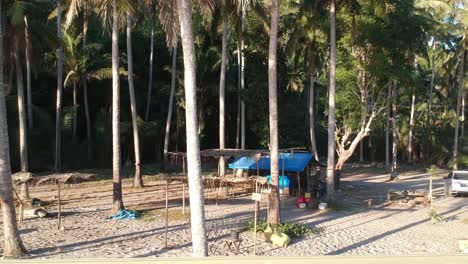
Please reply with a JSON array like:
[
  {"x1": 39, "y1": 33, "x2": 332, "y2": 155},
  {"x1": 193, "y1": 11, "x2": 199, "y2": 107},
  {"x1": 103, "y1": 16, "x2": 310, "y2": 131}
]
[
  {"x1": 326, "y1": 0, "x2": 337, "y2": 201},
  {"x1": 453, "y1": 49, "x2": 465, "y2": 169},
  {"x1": 126, "y1": 12, "x2": 143, "y2": 187},
  {"x1": 158, "y1": 0, "x2": 179, "y2": 164},
  {"x1": 267, "y1": 0, "x2": 280, "y2": 225},
  {"x1": 24, "y1": 15, "x2": 32, "y2": 129},
  {"x1": 110, "y1": 0, "x2": 124, "y2": 213},
  {"x1": 163, "y1": 46, "x2": 177, "y2": 159},
  {"x1": 218, "y1": 1, "x2": 229, "y2": 177},
  {"x1": 285, "y1": 0, "x2": 327, "y2": 161},
  {"x1": 55, "y1": 0, "x2": 63, "y2": 172},
  {"x1": 11, "y1": 16, "x2": 29, "y2": 199},
  {"x1": 177, "y1": 0, "x2": 208, "y2": 256},
  {"x1": 62, "y1": 27, "x2": 83, "y2": 138},
  {"x1": 0, "y1": 2, "x2": 26, "y2": 256},
  {"x1": 144, "y1": 0, "x2": 156, "y2": 121},
  {"x1": 391, "y1": 80, "x2": 399, "y2": 179}
]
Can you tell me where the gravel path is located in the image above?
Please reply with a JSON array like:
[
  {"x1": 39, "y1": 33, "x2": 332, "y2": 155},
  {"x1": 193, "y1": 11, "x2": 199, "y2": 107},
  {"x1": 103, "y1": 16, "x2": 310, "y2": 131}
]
[{"x1": 1, "y1": 165, "x2": 467, "y2": 258}]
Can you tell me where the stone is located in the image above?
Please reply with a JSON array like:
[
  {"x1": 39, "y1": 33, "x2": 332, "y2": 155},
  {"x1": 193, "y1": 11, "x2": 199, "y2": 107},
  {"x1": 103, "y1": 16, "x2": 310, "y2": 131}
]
[{"x1": 271, "y1": 232, "x2": 291, "y2": 247}]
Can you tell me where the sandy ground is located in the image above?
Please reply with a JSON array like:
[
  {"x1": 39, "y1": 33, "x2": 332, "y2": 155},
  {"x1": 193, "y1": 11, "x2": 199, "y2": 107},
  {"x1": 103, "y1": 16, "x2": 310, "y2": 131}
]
[{"x1": 0, "y1": 165, "x2": 467, "y2": 258}]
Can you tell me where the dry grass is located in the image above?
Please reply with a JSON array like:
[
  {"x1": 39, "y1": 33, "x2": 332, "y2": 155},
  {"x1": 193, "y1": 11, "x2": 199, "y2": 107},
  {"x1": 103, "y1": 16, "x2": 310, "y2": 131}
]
[{"x1": 141, "y1": 208, "x2": 190, "y2": 222}]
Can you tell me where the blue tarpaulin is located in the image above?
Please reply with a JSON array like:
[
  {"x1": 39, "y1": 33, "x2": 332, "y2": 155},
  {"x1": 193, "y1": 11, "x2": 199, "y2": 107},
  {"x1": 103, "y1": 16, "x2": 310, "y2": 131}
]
[
  {"x1": 265, "y1": 175, "x2": 291, "y2": 187},
  {"x1": 228, "y1": 153, "x2": 313, "y2": 172}
]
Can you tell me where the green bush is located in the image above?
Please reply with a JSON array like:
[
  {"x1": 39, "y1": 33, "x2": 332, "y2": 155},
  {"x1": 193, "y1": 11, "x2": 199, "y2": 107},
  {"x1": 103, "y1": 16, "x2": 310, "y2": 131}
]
[{"x1": 247, "y1": 219, "x2": 320, "y2": 238}]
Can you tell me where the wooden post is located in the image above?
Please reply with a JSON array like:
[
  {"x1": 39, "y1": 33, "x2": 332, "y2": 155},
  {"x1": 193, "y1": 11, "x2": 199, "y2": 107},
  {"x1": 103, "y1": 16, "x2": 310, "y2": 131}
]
[
  {"x1": 165, "y1": 177, "x2": 169, "y2": 248},
  {"x1": 253, "y1": 181, "x2": 258, "y2": 255},
  {"x1": 13, "y1": 188, "x2": 24, "y2": 223},
  {"x1": 57, "y1": 181, "x2": 62, "y2": 230}
]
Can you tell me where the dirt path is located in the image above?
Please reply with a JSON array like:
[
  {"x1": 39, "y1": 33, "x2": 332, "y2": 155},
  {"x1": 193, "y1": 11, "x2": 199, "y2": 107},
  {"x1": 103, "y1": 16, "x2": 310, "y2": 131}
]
[{"x1": 0, "y1": 165, "x2": 467, "y2": 258}]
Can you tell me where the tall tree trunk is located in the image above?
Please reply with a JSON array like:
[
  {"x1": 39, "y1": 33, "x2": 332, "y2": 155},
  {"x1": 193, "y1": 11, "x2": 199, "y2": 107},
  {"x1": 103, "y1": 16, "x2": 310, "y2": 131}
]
[
  {"x1": 14, "y1": 39, "x2": 28, "y2": 174},
  {"x1": 163, "y1": 46, "x2": 177, "y2": 157},
  {"x1": 55, "y1": 0, "x2": 63, "y2": 172},
  {"x1": 145, "y1": 19, "x2": 155, "y2": 121},
  {"x1": 127, "y1": 13, "x2": 143, "y2": 188},
  {"x1": 82, "y1": 9, "x2": 92, "y2": 161},
  {"x1": 0, "y1": 4, "x2": 26, "y2": 256},
  {"x1": 218, "y1": 13, "x2": 227, "y2": 177},
  {"x1": 24, "y1": 16, "x2": 32, "y2": 129},
  {"x1": 385, "y1": 89, "x2": 390, "y2": 171},
  {"x1": 72, "y1": 82, "x2": 77, "y2": 138},
  {"x1": 391, "y1": 80, "x2": 398, "y2": 180},
  {"x1": 177, "y1": 0, "x2": 208, "y2": 256},
  {"x1": 408, "y1": 91, "x2": 415, "y2": 163},
  {"x1": 453, "y1": 49, "x2": 465, "y2": 170},
  {"x1": 267, "y1": 0, "x2": 280, "y2": 225},
  {"x1": 461, "y1": 90, "x2": 465, "y2": 142},
  {"x1": 236, "y1": 42, "x2": 241, "y2": 149},
  {"x1": 14, "y1": 30, "x2": 30, "y2": 200},
  {"x1": 428, "y1": 41, "x2": 436, "y2": 120},
  {"x1": 326, "y1": 0, "x2": 337, "y2": 201},
  {"x1": 111, "y1": 0, "x2": 124, "y2": 213},
  {"x1": 309, "y1": 72, "x2": 319, "y2": 161},
  {"x1": 240, "y1": 4, "x2": 246, "y2": 150}
]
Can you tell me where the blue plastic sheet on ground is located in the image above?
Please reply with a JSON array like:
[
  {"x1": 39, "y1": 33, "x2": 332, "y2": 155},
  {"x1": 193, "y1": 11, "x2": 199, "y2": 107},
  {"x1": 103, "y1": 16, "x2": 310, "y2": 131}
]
[
  {"x1": 108, "y1": 209, "x2": 140, "y2": 220},
  {"x1": 228, "y1": 153, "x2": 313, "y2": 172},
  {"x1": 265, "y1": 175, "x2": 291, "y2": 188}
]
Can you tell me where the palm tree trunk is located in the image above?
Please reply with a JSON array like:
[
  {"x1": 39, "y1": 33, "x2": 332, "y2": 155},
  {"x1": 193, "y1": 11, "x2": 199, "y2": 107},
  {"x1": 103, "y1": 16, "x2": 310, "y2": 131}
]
[
  {"x1": 112, "y1": 0, "x2": 124, "y2": 213},
  {"x1": 55, "y1": 0, "x2": 63, "y2": 172},
  {"x1": 267, "y1": 0, "x2": 280, "y2": 225},
  {"x1": 218, "y1": 13, "x2": 228, "y2": 177},
  {"x1": 24, "y1": 16, "x2": 32, "y2": 129},
  {"x1": 326, "y1": 0, "x2": 337, "y2": 201},
  {"x1": 0, "y1": 4, "x2": 26, "y2": 256},
  {"x1": 408, "y1": 91, "x2": 415, "y2": 163},
  {"x1": 127, "y1": 13, "x2": 143, "y2": 188},
  {"x1": 145, "y1": 19, "x2": 155, "y2": 121},
  {"x1": 177, "y1": 0, "x2": 208, "y2": 256},
  {"x1": 240, "y1": 4, "x2": 246, "y2": 150},
  {"x1": 428, "y1": 41, "x2": 436, "y2": 123},
  {"x1": 309, "y1": 72, "x2": 319, "y2": 161},
  {"x1": 461, "y1": 90, "x2": 465, "y2": 141},
  {"x1": 163, "y1": 46, "x2": 177, "y2": 157},
  {"x1": 14, "y1": 40, "x2": 28, "y2": 174},
  {"x1": 391, "y1": 80, "x2": 398, "y2": 179},
  {"x1": 83, "y1": 9, "x2": 92, "y2": 161},
  {"x1": 385, "y1": 89, "x2": 390, "y2": 171},
  {"x1": 236, "y1": 42, "x2": 241, "y2": 149},
  {"x1": 72, "y1": 82, "x2": 77, "y2": 138},
  {"x1": 453, "y1": 49, "x2": 465, "y2": 170}
]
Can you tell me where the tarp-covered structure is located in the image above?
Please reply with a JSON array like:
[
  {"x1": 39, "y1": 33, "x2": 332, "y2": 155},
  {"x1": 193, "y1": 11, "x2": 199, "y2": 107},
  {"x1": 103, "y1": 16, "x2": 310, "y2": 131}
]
[{"x1": 228, "y1": 153, "x2": 313, "y2": 172}]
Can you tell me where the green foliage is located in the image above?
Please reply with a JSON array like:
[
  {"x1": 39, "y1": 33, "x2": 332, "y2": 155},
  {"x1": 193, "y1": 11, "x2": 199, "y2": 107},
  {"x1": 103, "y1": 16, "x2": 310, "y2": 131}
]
[
  {"x1": 428, "y1": 209, "x2": 445, "y2": 224},
  {"x1": 247, "y1": 219, "x2": 320, "y2": 238}
]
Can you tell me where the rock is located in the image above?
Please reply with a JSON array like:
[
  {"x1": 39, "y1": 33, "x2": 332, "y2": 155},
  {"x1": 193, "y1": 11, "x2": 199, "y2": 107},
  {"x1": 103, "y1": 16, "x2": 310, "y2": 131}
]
[{"x1": 271, "y1": 232, "x2": 291, "y2": 247}]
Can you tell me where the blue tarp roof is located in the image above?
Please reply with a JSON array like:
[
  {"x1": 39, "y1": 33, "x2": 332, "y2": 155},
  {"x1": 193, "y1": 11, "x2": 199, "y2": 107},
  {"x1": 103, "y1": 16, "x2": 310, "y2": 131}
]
[{"x1": 228, "y1": 153, "x2": 313, "y2": 172}]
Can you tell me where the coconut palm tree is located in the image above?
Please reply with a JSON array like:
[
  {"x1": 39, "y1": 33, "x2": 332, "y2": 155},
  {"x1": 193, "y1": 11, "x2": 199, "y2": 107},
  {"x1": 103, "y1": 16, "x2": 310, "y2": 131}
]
[
  {"x1": 218, "y1": 1, "x2": 229, "y2": 177},
  {"x1": 65, "y1": 0, "x2": 96, "y2": 161},
  {"x1": 0, "y1": 2, "x2": 26, "y2": 257},
  {"x1": 326, "y1": 0, "x2": 337, "y2": 201},
  {"x1": 126, "y1": 12, "x2": 143, "y2": 187},
  {"x1": 55, "y1": 0, "x2": 63, "y2": 172},
  {"x1": 144, "y1": 0, "x2": 156, "y2": 121},
  {"x1": 177, "y1": 0, "x2": 209, "y2": 256},
  {"x1": 94, "y1": 0, "x2": 136, "y2": 213},
  {"x1": 267, "y1": 0, "x2": 280, "y2": 225}
]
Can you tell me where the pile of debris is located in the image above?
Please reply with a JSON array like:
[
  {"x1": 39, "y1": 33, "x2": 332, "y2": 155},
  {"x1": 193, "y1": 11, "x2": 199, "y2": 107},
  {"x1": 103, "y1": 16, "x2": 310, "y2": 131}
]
[{"x1": 387, "y1": 189, "x2": 430, "y2": 206}]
